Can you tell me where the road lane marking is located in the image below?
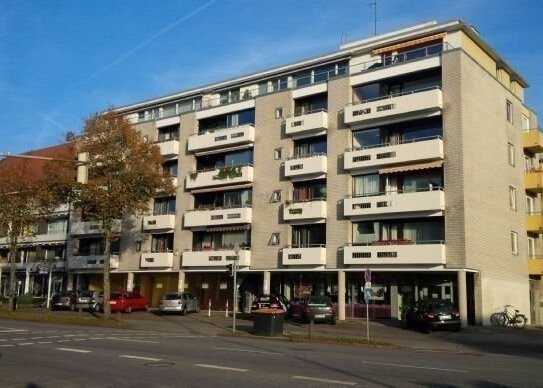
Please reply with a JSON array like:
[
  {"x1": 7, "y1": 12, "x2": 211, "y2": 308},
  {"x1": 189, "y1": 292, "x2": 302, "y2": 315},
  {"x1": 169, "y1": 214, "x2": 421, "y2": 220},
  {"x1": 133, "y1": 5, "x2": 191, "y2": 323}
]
[
  {"x1": 89, "y1": 337, "x2": 103, "y2": 340},
  {"x1": 56, "y1": 348, "x2": 92, "y2": 353},
  {"x1": 195, "y1": 364, "x2": 248, "y2": 372},
  {"x1": 37, "y1": 341, "x2": 53, "y2": 344},
  {"x1": 0, "y1": 344, "x2": 14, "y2": 347},
  {"x1": 119, "y1": 355, "x2": 163, "y2": 362},
  {"x1": 106, "y1": 337, "x2": 158, "y2": 343},
  {"x1": 292, "y1": 376, "x2": 356, "y2": 386},
  {"x1": 18, "y1": 343, "x2": 34, "y2": 346},
  {"x1": 211, "y1": 346, "x2": 282, "y2": 355},
  {"x1": 0, "y1": 328, "x2": 27, "y2": 333},
  {"x1": 73, "y1": 339, "x2": 88, "y2": 341},
  {"x1": 63, "y1": 335, "x2": 76, "y2": 337},
  {"x1": 47, "y1": 336, "x2": 61, "y2": 338},
  {"x1": 29, "y1": 337, "x2": 43, "y2": 340},
  {"x1": 56, "y1": 340, "x2": 70, "y2": 343},
  {"x1": 360, "y1": 361, "x2": 469, "y2": 373},
  {"x1": 12, "y1": 338, "x2": 26, "y2": 341}
]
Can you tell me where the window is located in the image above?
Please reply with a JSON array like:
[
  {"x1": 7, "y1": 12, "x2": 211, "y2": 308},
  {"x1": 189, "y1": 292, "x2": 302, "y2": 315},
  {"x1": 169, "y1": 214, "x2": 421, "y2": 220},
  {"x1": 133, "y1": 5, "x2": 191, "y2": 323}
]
[
  {"x1": 151, "y1": 234, "x2": 173, "y2": 253},
  {"x1": 135, "y1": 241, "x2": 142, "y2": 252},
  {"x1": 269, "y1": 233, "x2": 280, "y2": 246},
  {"x1": 275, "y1": 107, "x2": 283, "y2": 119},
  {"x1": 508, "y1": 143, "x2": 515, "y2": 166},
  {"x1": 157, "y1": 124, "x2": 180, "y2": 142},
  {"x1": 154, "y1": 197, "x2": 176, "y2": 215},
  {"x1": 506, "y1": 100, "x2": 513, "y2": 123},
  {"x1": 509, "y1": 186, "x2": 517, "y2": 210},
  {"x1": 511, "y1": 231, "x2": 518, "y2": 255},
  {"x1": 522, "y1": 115, "x2": 530, "y2": 130},
  {"x1": 274, "y1": 148, "x2": 282, "y2": 160},
  {"x1": 271, "y1": 190, "x2": 281, "y2": 203},
  {"x1": 528, "y1": 237, "x2": 536, "y2": 259},
  {"x1": 526, "y1": 195, "x2": 536, "y2": 214}
]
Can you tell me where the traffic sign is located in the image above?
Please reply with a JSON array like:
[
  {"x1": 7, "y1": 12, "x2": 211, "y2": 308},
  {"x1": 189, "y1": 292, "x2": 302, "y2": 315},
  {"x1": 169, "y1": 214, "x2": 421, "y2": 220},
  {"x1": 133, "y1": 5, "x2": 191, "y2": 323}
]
[
  {"x1": 364, "y1": 269, "x2": 372, "y2": 282},
  {"x1": 364, "y1": 287, "x2": 372, "y2": 302}
]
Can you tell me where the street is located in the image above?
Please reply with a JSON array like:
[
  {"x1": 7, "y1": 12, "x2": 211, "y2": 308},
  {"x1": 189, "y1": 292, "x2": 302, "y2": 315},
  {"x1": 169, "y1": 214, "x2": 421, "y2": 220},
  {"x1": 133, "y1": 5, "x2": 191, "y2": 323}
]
[{"x1": 0, "y1": 318, "x2": 541, "y2": 387}]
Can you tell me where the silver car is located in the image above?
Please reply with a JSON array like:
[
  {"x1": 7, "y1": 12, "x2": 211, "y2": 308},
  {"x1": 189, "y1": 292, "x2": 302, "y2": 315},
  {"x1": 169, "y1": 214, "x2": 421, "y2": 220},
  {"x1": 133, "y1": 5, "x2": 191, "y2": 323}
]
[{"x1": 159, "y1": 292, "x2": 200, "y2": 315}]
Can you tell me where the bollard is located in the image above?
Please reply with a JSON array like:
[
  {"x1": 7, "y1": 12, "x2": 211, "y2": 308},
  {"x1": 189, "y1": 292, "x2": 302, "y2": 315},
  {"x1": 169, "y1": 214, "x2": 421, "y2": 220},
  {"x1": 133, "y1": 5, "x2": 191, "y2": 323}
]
[
  {"x1": 308, "y1": 316, "x2": 315, "y2": 339},
  {"x1": 208, "y1": 299, "x2": 211, "y2": 317},
  {"x1": 225, "y1": 299, "x2": 229, "y2": 317},
  {"x1": 117, "y1": 310, "x2": 121, "y2": 323},
  {"x1": 78, "y1": 307, "x2": 82, "y2": 319}
]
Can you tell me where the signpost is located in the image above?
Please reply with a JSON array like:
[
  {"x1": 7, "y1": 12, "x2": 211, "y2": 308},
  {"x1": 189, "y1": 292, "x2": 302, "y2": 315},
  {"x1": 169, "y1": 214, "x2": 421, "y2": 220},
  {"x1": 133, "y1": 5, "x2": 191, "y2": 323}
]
[{"x1": 364, "y1": 269, "x2": 372, "y2": 341}]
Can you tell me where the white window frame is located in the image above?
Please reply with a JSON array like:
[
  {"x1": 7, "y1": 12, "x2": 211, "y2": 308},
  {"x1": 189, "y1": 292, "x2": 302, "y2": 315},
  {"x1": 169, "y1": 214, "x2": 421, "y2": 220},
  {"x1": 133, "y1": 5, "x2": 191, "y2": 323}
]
[
  {"x1": 511, "y1": 231, "x2": 519, "y2": 255},
  {"x1": 269, "y1": 233, "x2": 280, "y2": 245},
  {"x1": 271, "y1": 190, "x2": 281, "y2": 203},
  {"x1": 508, "y1": 143, "x2": 515, "y2": 166},
  {"x1": 506, "y1": 100, "x2": 513, "y2": 123},
  {"x1": 528, "y1": 236, "x2": 536, "y2": 259},
  {"x1": 526, "y1": 195, "x2": 536, "y2": 214},
  {"x1": 522, "y1": 115, "x2": 530, "y2": 131},
  {"x1": 509, "y1": 186, "x2": 517, "y2": 210},
  {"x1": 274, "y1": 148, "x2": 282, "y2": 160}
]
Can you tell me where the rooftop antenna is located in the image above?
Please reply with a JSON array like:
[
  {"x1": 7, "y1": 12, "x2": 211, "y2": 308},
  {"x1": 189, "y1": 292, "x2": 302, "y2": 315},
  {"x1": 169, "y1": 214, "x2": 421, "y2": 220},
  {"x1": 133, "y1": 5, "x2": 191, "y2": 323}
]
[{"x1": 369, "y1": 0, "x2": 377, "y2": 35}]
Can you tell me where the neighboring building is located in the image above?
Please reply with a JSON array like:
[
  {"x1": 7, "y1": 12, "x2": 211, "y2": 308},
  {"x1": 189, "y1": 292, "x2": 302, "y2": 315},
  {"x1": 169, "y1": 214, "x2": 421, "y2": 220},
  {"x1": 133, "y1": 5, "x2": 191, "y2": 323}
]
[{"x1": 0, "y1": 144, "x2": 74, "y2": 297}]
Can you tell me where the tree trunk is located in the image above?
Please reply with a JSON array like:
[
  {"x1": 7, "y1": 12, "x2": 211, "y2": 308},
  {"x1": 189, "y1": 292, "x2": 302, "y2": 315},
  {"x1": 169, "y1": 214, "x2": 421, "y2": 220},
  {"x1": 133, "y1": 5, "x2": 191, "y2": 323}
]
[
  {"x1": 8, "y1": 244, "x2": 17, "y2": 311},
  {"x1": 102, "y1": 230, "x2": 112, "y2": 319}
]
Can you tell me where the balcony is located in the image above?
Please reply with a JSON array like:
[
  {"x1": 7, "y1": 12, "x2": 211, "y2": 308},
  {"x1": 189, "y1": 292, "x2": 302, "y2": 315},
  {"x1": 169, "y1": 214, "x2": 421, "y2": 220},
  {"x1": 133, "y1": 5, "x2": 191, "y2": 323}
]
[
  {"x1": 184, "y1": 206, "x2": 252, "y2": 228},
  {"x1": 186, "y1": 164, "x2": 254, "y2": 190},
  {"x1": 182, "y1": 248, "x2": 251, "y2": 267},
  {"x1": 343, "y1": 241, "x2": 445, "y2": 265},
  {"x1": 525, "y1": 170, "x2": 543, "y2": 193},
  {"x1": 523, "y1": 128, "x2": 543, "y2": 153},
  {"x1": 142, "y1": 214, "x2": 176, "y2": 231},
  {"x1": 526, "y1": 213, "x2": 543, "y2": 234},
  {"x1": 140, "y1": 252, "x2": 174, "y2": 268},
  {"x1": 188, "y1": 124, "x2": 255, "y2": 153},
  {"x1": 344, "y1": 136, "x2": 443, "y2": 170},
  {"x1": 156, "y1": 139, "x2": 180, "y2": 157},
  {"x1": 284, "y1": 154, "x2": 327, "y2": 179},
  {"x1": 285, "y1": 110, "x2": 328, "y2": 137},
  {"x1": 344, "y1": 188, "x2": 444, "y2": 217},
  {"x1": 0, "y1": 233, "x2": 68, "y2": 246},
  {"x1": 69, "y1": 255, "x2": 120, "y2": 270},
  {"x1": 528, "y1": 258, "x2": 543, "y2": 276},
  {"x1": 344, "y1": 87, "x2": 442, "y2": 127},
  {"x1": 283, "y1": 200, "x2": 327, "y2": 221},
  {"x1": 71, "y1": 220, "x2": 121, "y2": 235},
  {"x1": 282, "y1": 245, "x2": 326, "y2": 266}
]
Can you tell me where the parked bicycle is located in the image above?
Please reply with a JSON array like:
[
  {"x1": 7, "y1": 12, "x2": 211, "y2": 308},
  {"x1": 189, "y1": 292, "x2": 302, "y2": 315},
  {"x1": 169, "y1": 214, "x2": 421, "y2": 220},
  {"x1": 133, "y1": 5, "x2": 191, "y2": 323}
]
[{"x1": 490, "y1": 305, "x2": 527, "y2": 328}]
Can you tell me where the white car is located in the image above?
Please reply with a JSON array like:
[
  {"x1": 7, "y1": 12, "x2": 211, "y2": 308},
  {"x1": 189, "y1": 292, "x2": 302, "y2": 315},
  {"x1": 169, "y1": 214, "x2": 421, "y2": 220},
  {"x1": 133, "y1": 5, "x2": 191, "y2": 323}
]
[{"x1": 159, "y1": 292, "x2": 200, "y2": 315}]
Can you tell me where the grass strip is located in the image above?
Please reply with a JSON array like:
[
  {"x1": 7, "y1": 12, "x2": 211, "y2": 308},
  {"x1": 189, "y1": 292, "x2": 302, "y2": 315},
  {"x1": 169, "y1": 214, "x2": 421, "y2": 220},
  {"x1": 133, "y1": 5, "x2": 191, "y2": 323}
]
[{"x1": 0, "y1": 309, "x2": 129, "y2": 329}]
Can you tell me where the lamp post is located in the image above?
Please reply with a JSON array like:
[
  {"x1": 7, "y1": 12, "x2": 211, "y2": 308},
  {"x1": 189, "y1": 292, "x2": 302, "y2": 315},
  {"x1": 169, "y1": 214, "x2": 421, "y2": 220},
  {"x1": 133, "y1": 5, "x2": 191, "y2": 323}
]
[{"x1": 232, "y1": 243, "x2": 239, "y2": 333}]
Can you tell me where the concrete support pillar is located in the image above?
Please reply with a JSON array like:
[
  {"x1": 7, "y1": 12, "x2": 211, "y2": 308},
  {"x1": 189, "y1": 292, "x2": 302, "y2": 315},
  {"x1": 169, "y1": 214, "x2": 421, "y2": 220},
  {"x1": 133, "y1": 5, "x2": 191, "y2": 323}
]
[
  {"x1": 338, "y1": 270, "x2": 346, "y2": 321},
  {"x1": 457, "y1": 270, "x2": 468, "y2": 328},
  {"x1": 177, "y1": 271, "x2": 185, "y2": 292},
  {"x1": 24, "y1": 268, "x2": 30, "y2": 294},
  {"x1": 390, "y1": 285, "x2": 399, "y2": 319},
  {"x1": 262, "y1": 271, "x2": 271, "y2": 294},
  {"x1": 66, "y1": 273, "x2": 74, "y2": 291},
  {"x1": 126, "y1": 272, "x2": 134, "y2": 292},
  {"x1": 0, "y1": 266, "x2": 3, "y2": 296}
]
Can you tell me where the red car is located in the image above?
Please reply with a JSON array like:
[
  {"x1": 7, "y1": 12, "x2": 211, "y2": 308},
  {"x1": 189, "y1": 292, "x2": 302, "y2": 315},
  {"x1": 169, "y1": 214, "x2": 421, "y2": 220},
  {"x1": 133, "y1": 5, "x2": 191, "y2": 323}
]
[{"x1": 105, "y1": 291, "x2": 149, "y2": 313}]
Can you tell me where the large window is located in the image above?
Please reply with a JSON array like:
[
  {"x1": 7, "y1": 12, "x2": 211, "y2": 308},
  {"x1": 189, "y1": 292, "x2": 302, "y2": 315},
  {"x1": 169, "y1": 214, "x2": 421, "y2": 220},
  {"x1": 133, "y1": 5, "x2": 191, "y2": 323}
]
[
  {"x1": 78, "y1": 238, "x2": 119, "y2": 256},
  {"x1": 294, "y1": 93, "x2": 328, "y2": 115},
  {"x1": 157, "y1": 124, "x2": 179, "y2": 142},
  {"x1": 193, "y1": 230, "x2": 251, "y2": 250},
  {"x1": 151, "y1": 234, "x2": 173, "y2": 253},
  {"x1": 199, "y1": 109, "x2": 255, "y2": 132},
  {"x1": 292, "y1": 224, "x2": 326, "y2": 247},
  {"x1": 196, "y1": 149, "x2": 254, "y2": 170},
  {"x1": 47, "y1": 219, "x2": 67, "y2": 234},
  {"x1": 162, "y1": 160, "x2": 178, "y2": 177},
  {"x1": 353, "y1": 174, "x2": 380, "y2": 197},
  {"x1": 154, "y1": 197, "x2": 176, "y2": 215},
  {"x1": 293, "y1": 136, "x2": 327, "y2": 157},
  {"x1": 353, "y1": 219, "x2": 444, "y2": 245},
  {"x1": 194, "y1": 189, "x2": 252, "y2": 209},
  {"x1": 293, "y1": 180, "x2": 326, "y2": 201}
]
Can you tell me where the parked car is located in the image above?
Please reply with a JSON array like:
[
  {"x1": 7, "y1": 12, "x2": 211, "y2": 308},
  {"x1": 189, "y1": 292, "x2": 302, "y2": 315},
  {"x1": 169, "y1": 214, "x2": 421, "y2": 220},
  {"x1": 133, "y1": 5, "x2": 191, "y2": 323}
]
[
  {"x1": 405, "y1": 299, "x2": 461, "y2": 333},
  {"x1": 90, "y1": 290, "x2": 103, "y2": 312},
  {"x1": 289, "y1": 296, "x2": 336, "y2": 324},
  {"x1": 159, "y1": 292, "x2": 200, "y2": 315},
  {"x1": 50, "y1": 291, "x2": 75, "y2": 311},
  {"x1": 95, "y1": 291, "x2": 149, "y2": 313},
  {"x1": 71, "y1": 290, "x2": 95, "y2": 311},
  {"x1": 250, "y1": 295, "x2": 288, "y2": 314}
]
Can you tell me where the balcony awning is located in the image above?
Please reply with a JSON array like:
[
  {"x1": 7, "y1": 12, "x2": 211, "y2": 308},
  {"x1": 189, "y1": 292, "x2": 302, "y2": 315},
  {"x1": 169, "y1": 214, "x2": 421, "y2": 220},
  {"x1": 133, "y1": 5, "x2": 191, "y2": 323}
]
[
  {"x1": 190, "y1": 183, "x2": 252, "y2": 194},
  {"x1": 194, "y1": 144, "x2": 253, "y2": 157},
  {"x1": 0, "y1": 240, "x2": 66, "y2": 249},
  {"x1": 372, "y1": 33, "x2": 446, "y2": 55},
  {"x1": 379, "y1": 161, "x2": 443, "y2": 175},
  {"x1": 206, "y1": 224, "x2": 251, "y2": 232}
]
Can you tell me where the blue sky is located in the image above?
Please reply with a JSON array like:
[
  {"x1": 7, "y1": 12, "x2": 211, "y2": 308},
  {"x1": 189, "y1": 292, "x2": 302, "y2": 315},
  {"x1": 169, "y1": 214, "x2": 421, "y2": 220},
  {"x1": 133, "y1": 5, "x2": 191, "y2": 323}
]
[{"x1": 1, "y1": 0, "x2": 542, "y2": 154}]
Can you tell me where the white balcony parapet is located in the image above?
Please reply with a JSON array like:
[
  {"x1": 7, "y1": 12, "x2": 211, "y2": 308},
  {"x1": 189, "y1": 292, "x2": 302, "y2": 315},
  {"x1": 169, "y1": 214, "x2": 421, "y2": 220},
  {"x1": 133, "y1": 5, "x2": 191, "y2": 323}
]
[
  {"x1": 285, "y1": 110, "x2": 328, "y2": 137},
  {"x1": 156, "y1": 139, "x2": 180, "y2": 157},
  {"x1": 282, "y1": 245, "x2": 326, "y2": 266},
  {"x1": 186, "y1": 164, "x2": 254, "y2": 190},
  {"x1": 71, "y1": 220, "x2": 121, "y2": 235},
  {"x1": 140, "y1": 252, "x2": 174, "y2": 268},
  {"x1": 0, "y1": 233, "x2": 68, "y2": 246},
  {"x1": 284, "y1": 154, "x2": 327, "y2": 179},
  {"x1": 344, "y1": 136, "x2": 443, "y2": 170},
  {"x1": 344, "y1": 188, "x2": 444, "y2": 217},
  {"x1": 3, "y1": 260, "x2": 66, "y2": 271},
  {"x1": 343, "y1": 241, "x2": 445, "y2": 265},
  {"x1": 344, "y1": 87, "x2": 442, "y2": 126},
  {"x1": 68, "y1": 255, "x2": 120, "y2": 270},
  {"x1": 283, "y1": 200, "x2": 327, "y2": 221},
  {"x1": 184, "y1": 206, "x2": 252, "y2": 228},
  {"x1": 142, "y1": 214, "x2": 176, "y2": 231},
  {"x1": 188, "y1": 124, "x2": 255, "y2": 153},
  {"x1": 182, "y1": 248, "x2": 251, "y2": 267}
]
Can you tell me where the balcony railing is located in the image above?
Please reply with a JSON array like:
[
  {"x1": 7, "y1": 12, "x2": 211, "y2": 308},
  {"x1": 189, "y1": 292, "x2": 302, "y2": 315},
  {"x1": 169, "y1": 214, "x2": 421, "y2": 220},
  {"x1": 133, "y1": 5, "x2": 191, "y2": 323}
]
[
  {"x1": 523, "y1": 128, "x2": 543, "y2": 153},
  {"x1": 68, "y1": 254, "x2": 120, "y2": 270},
  {"x1": 344, "y1": 187, "x2": 444, "y2": 217},
  {"x1": 285, "y1": 109, "x2": 328, "y2": 136},
  {"x1": 186, "y1": 164, "x2": 254, "y2": 190},
  {"x1": 343, "y1": 240, "x2": 445, "y2": 265},
  {"x1": 156, "y1": 138, "x2": 180, "y2": 157},
  {"x1": 140, "y1": 251, "x2": 174, "y2": 268},
  {"x1": 182, "y1": 247, "x2": 251, "y2": 267},
  {"x1": 71, "y1": 220, "x2": 121, "y2": 235},
  {"x1": 282, "y1": 245, "x2": 326, "y2": 266},
  {"x1": 184, "y1": 205, "x2": 252, "y2": 228},
  {"x1": 284, "y1": 153, "x2": 327, "y2": 178},
  {"x1": 188, "y1": 124, "x2": 255, "y2": 153},
  {"x1": 283, "y1": 198, "x2": 327, "y2": 221},
  {"x1": 142, "y1": 214, "x2": 176, "y2": 231},
  {"x1": 526, "y1": 212, "x2": 543, "y2": 233}
]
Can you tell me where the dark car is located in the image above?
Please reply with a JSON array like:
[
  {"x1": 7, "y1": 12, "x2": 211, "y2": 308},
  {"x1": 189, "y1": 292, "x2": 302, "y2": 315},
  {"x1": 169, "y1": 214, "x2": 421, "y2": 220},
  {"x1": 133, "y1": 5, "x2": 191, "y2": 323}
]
[
  {"x1": 250, "y1": 295, "x2": 287, "y2": 314},
  {"x1": 290, "y1": 296, "x2": 336, "y2": 324},
  {"x1": 405, "y1": 299, "x2": 461, "y2": 333},
  {"x1": 50, "y1": 291, "x2": 75, "y2": 311}
]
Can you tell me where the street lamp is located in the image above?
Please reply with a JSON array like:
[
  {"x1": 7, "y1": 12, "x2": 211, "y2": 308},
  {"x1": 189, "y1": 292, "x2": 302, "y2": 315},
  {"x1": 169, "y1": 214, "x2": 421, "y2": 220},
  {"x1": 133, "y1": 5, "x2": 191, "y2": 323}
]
[{"x1": 232, "y1": 243, "x2": 239, "y2": 333}]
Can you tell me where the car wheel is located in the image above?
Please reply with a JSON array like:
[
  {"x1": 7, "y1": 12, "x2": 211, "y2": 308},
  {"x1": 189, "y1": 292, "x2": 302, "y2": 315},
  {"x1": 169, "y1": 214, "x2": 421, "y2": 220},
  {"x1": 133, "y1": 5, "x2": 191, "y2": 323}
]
[
  {"x1": 196, "y1": 305, "x2": 200, "y2": 313},
  {"x1": 181, "y1": 306, "x2": 187, "y2": 316},
  {"x1": 453, "y1": 324, "x2": 461, "y2": 332},
  {"x1": 126, "y1": 306, "x2": 132, "y2": 313},
  {"x1": 144, "y1": 304, "x2": 149, "y2": 312},
  {"x1": 424, "y1": 324, "x2": 432, "y2": 334},
  {"x1": 330, "y1": 318, "x2": 337, "y2": 325},
  {"x1": 94, "y1": 304, "x2": 101, "y2": 313}
]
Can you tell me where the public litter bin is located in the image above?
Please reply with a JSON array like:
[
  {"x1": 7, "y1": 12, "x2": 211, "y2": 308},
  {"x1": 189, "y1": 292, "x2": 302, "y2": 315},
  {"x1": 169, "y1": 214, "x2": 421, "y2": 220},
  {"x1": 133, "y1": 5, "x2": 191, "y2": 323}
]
[{"x1": 253, "y1": 308, "x2": 284, "y2": 336}]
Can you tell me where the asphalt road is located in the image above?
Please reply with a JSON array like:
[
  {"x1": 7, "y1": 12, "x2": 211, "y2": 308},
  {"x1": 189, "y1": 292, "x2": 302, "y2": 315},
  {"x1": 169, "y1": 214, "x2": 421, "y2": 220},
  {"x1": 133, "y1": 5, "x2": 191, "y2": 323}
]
[{"x1": 0, "y1": 319, "x2": 541, "y2": 387}]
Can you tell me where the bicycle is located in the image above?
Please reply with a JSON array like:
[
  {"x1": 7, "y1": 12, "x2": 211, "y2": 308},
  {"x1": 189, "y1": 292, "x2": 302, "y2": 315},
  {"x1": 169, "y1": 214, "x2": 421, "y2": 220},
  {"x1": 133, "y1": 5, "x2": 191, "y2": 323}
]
[{"x1": 490, "y1": 305, "x2": 527, "y2": 328}]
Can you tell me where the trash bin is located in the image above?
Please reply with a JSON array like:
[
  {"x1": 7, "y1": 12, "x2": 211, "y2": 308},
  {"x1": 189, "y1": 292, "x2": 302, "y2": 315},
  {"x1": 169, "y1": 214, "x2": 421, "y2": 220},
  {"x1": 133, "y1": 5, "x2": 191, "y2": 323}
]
[{"x1": 253, "y1": 308, "x2": 284, "y2": 336}]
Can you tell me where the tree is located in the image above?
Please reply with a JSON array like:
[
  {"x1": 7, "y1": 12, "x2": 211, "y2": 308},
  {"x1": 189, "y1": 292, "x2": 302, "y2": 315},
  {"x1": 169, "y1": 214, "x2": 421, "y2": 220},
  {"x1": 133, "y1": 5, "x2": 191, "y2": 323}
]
[
  {"x1": 0, "y1": 145, "x2": 75, "y2": 310},
  {"x1": 74, "y1": 111, "x2": 174, "y2": 319}
]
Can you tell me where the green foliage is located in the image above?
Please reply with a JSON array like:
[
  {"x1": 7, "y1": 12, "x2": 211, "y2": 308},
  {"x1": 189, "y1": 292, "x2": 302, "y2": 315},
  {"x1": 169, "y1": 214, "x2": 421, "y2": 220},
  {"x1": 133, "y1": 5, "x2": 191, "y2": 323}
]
[
  {"x1": 189, "y1": 171, "x2": 199, "y2": 181},
  {"x1": 217, "y1": 165, "x2": 242, "y2": 180}
]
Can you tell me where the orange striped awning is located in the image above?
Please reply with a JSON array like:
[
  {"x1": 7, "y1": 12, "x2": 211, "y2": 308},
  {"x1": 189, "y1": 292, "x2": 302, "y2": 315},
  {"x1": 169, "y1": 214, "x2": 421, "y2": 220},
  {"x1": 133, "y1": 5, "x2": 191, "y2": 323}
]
[
  {"x1": 372, "y1": 33, "x2": 446, "y2": 55},
  {"x1": 379, "y1": 161, "x2": 443, "y2": 175}
]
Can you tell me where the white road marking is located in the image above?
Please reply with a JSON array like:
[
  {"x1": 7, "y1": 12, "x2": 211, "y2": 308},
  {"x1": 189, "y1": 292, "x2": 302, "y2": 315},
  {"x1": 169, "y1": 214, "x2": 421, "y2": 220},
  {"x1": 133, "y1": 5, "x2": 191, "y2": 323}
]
[
  {"x1": 37, "y1": 341, "x2": 53, "y2": 344},
  {"x1": 63, "y1": 335, "x2": 76, "y2": 337},
  {"x1": 0, "y1": 344, "x2": 14, "y2": 347},
  {"x1": 56, "y1": 348, "x2": 92, "y2": 353},
  {"x1": 73, "y1": 339, "x2": 88, "y2": 341},
  {"x1": 211, "y1": 346, "x2": 282, "y2": 355},
  {"x1": 56, "y1": 340, "x2": 70, "y2": 343},
  {"x1": 12, "y1": 338, "x2": 25, "y2": 341},
  {"x1": 89, "y1": 337, "x2": 103, "y2": 340},
  {"x1": 360, "y1": 361, "x2": 469, "y2": 373},
  {"x1": 119, "y1": 355, "x2": 163, "y2": 362},
  {"x1": 292, "y1": 376, "x2": 357, "y2": 386},
  {"x1": 0, "y1": 339, "x2": 7, "y2": 342},
  {"x1": 194, "y1": 364, "x2": 248, "y2": 372},
  {"x1": 18, "y1": 343, "x2": 34, "y2": 346},
  {"x1": 0, "y1": 328, "x2": 27, "y2": 333},
  {"x1": 106, "y1": 337, "x2": 158, "y2": 343},
  {"x1": 47, "y1": 336, "x2": 60, "y2": 338}
]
